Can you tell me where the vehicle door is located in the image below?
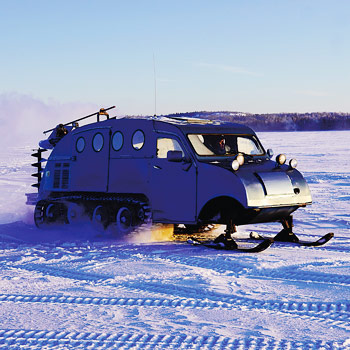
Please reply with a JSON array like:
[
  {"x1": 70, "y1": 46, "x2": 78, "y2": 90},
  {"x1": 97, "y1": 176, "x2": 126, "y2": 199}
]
[
  {"x1": 70, "y1": 127, "x2": 111, "y2": 192},
  {"x1": 150, "y1": 135, "x2": 197, "y2": 223}
]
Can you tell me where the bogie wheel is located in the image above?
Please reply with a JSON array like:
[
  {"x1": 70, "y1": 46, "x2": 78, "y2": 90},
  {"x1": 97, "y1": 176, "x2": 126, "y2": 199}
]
[
  {"x1": 115, "y1": 206, "x2": 134, "y2": 235},
  {"x1": 34, "y1": 201, "x2": 66, "y2": 228},
  {"x1": 91, "y1": 205, "x2": 110, "y2": 231},
  {"x1": 136, "y1": 207, "x2": 145, "y2": 223},
  {"x1": 66, "y1": 203, "x2": 84, "y2": 225},
  {"x1": 45, "y1": 204, "x2": 57, "y2": 222}
]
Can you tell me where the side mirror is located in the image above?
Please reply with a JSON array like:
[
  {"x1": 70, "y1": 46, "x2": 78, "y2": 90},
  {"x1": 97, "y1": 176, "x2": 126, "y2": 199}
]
[
  {"x1": 167, "y1": 150, "x2": 183, "y2": 162},
  {"x1": 267, "y1": 149, "x2": 274, "y2": 159}
]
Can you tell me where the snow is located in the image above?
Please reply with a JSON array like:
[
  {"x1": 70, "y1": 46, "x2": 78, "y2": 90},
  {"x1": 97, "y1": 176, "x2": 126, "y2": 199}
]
[{"x1": 0, "y1": 131, "x2": 350, "y2": 349}]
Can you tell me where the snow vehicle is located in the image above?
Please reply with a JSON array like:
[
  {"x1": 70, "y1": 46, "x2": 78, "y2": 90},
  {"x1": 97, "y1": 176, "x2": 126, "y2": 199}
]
[{"x1": 26, "y1": 107, "x2": 333, "y2": 251}]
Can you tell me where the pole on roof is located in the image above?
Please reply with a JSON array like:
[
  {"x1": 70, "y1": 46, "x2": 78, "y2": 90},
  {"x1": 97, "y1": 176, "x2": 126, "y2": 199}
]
[{"x1": 43, "y1": 106, "x2": 116, "y2": 134}]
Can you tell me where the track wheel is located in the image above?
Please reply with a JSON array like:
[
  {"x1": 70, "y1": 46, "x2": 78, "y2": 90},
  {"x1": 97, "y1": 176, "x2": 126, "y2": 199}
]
[
  {"x1": 115, "y1": 206, "x2": 134, "y2": 235},
  {"x1": 34, "y1": 201, "x2": 65, "y2": 228},
  {"x1": 91, "y1": 205, "x2": 109, "y2": 231},
  {"x1": 34, "y1": 201, "x2": 46, "y2": 228},
  {"x1": 66, "y1": 203, "x2": 84, "y2": 225}
]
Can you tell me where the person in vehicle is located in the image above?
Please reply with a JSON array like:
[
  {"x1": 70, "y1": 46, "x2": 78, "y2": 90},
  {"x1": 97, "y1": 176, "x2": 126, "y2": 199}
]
[{"x1": 205, "y1": 135, "x2": 227, "y2": 155}]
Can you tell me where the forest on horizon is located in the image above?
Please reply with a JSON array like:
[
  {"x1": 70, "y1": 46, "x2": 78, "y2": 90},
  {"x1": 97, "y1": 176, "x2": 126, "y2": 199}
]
[{"x1": 162, "y1": 111, "x2": 350, "y2": 131}]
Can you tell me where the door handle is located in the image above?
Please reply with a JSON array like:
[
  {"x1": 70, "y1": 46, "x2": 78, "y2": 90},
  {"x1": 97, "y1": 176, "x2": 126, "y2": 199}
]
[{"x1": 153, "y1": 165, "x2": 162, "y2": 170}]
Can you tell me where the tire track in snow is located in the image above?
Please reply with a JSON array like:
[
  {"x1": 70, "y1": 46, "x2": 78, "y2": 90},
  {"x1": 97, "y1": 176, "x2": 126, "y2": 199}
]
[
  {"x1": 122, "y1": 282, "x2": 350, "y2": 327},
  {"x1": 0, "y1": 293, "x2": 231, "y2": 309},
  {"x1": 128, "y1": 250, "x2": 350, "y2": 286},
  {"x1": 15, "y1": 253, "x2": 350, "y2": 288},
  {"x1": 82, "y1": 246, "x2": 250, "y2": 275},
  {"x1": 15, "y1": 263, "x2": 109, "y2": 282},
  {"x1": 152, "y1": 253, "x2": 249, "y2": 275},
  {"x1": 158, "y1": 253, "x2": 350, "y2": 286},
  {"x1": 1, "y1": 288, "x2": 349, "y2": 327},
  {"x1": 14, "y1": 252, "x2": 249, "y2": 282},
  {"x1": 250, "y1": 265, "x2": 350, "y2": 286},
  {"x1": 0, "y1": 329, "x2": 347, "y2": 350}
]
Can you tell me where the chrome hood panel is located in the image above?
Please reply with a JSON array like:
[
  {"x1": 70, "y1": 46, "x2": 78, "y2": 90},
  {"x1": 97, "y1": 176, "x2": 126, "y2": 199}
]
[
  {"x1": 200, "y1": 160, "x2": 312, "y2": 209},
  {"x1": 237, "y1": 166, "x2": 312, "y2": 208},
  {"x1": 256, "y1": 172, "x2": 294, "y2": 196}
]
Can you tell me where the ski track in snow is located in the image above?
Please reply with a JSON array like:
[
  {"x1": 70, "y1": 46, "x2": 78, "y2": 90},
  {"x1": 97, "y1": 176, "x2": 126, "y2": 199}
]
[{"x1": 1, "y1": 132, "x2": 350, "y2": 349}]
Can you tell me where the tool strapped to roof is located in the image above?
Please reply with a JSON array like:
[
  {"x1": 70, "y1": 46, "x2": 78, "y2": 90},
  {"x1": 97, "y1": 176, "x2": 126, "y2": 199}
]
[{"x1": 43, "y1": 106, "x2": 116, "y2": 134}]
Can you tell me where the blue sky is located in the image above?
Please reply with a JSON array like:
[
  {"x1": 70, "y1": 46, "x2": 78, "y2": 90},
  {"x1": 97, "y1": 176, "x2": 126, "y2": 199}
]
[{"x1": 1, "y1": 0, "x2": 350, "y2": 115}]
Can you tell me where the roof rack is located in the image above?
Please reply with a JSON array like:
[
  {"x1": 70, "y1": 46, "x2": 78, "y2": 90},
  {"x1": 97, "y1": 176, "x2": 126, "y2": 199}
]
[
  {"x1": 162, "y1": 115, "x2": 221, "y2": 125},
  {"x1": 43, "y1": 106, "x2": 116, "y2": 134}
]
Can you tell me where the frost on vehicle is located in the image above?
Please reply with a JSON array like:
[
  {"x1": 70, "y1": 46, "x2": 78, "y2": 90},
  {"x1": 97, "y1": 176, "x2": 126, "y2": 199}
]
[{"x1": 26, "y1": 107, "x2": 333, "y2": 251}]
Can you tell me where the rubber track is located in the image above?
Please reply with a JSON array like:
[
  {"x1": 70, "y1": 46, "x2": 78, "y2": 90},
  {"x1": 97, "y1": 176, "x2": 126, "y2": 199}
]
[
  {"x1": 0, "y1": 329, "x2": 347, "y2": 350},
  {"x1": 36, "y1": 194, "x2": 152, "y2": 233}
]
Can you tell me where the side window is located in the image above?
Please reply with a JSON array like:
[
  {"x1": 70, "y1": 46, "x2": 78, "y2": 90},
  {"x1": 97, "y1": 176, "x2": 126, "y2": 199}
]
[
  {"x1": 92, "y1": 133, "x2": 104, "y2": 152},
  {"x1": 157, "y1": 138, "x2": 184, "y2": 158},
  {"x1": 132, "y1": 130, "x2": 145, "y2": 150},
  {"x1": 112, "y1": 131, "x2": 123, "y2": 151},
  {"x1": 76, "y1": 137, "x2": 85, "y2": 153}
]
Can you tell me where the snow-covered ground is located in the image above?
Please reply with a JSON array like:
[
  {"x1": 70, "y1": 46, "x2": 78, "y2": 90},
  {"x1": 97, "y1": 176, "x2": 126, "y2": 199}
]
[{"x1": 0, "y1": 131, "x2": 349, "y2": 349}]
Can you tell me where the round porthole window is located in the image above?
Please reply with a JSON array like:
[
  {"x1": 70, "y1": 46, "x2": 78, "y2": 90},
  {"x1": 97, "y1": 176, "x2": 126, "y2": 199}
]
[
  {"x1": 92, "y1": 133, "x2": 104, "y2": 152},
  {"x1": 132, "y1": 130, "x2": 145, "y2": 150},
  {"x1": 112, "y1": 131, "x2": 123, "y2": 151},
  {"x1": 76, "y1": 137, "x2": 85, "y2": 153}
]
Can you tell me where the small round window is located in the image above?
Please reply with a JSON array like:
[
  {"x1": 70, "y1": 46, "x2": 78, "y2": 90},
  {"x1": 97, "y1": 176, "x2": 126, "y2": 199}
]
[
  {"x1": 76, "y1": 137, "x2": 85, "y2": 153},
  {"x1": 132, "y1": 130, "x2": 145, "y2": 150},
  {"x1": 92, "y1": 133, "x2": 104, "y2": 152},
  {"x1": 112, "y1": 131, "x2": 123, "y2": 151}
]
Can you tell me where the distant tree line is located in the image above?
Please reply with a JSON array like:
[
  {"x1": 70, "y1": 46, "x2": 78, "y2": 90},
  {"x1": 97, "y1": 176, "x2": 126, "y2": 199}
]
[{"x1": 163, "y1": 111, "x2": 350, "y2": 131}]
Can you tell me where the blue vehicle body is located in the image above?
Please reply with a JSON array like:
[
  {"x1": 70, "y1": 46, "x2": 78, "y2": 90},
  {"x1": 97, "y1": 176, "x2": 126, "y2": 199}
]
[{"x1": 29, "y1": 113, "x2": 312, "y2": 232}]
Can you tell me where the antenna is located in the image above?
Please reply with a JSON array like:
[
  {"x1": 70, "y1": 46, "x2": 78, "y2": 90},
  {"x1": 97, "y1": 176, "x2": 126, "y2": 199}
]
[{"x1": 153, "y1": 53, "x2": 157, "y2": 116}]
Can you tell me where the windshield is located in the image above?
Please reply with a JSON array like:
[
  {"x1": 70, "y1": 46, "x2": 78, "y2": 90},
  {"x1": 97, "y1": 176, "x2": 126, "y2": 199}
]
[{"x1": 187, "y1": 134, "x2": 265, "y2": 157}]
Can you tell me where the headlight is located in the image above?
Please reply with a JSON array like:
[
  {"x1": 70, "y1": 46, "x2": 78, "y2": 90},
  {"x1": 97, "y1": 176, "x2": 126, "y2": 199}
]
[
  {"x1": 289, "y1": 158, "x2": 298, "y2": 169},
  {"x1": 276, "y1": 154, "x2": 286, "y2": 165},
  {"x1": 231, "y1": 159, "x2": 240, "y2": 171},
  {"x1": 236, "y1": 153, "x2": 245, "y2": 166}
]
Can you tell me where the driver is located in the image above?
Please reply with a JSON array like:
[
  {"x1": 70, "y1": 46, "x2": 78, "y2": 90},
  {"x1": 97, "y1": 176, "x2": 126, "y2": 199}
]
[{"x1": 214, "y1": 135, "x2": 226, "y2": 155}]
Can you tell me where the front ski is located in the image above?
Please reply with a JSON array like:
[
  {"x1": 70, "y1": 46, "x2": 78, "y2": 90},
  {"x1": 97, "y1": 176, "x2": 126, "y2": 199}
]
[
  {"x1": 250, "y1": 231, "x2": 334, "y2": 247},
  {"x1": 296, "y1": 232, "x2": 334, "y2": 247},
  {"x1": 187, "y1": 237, "x2": 273, "y2": 253}
]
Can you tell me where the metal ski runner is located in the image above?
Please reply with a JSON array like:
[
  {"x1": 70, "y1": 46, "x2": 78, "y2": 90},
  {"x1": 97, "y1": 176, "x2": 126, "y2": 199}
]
[
  {"x1": 187, "y1": 237, "x2": 273, "y2": 253},
  {"x1": 250, "y1": 231, "x2": 334, "y2": 247}
]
